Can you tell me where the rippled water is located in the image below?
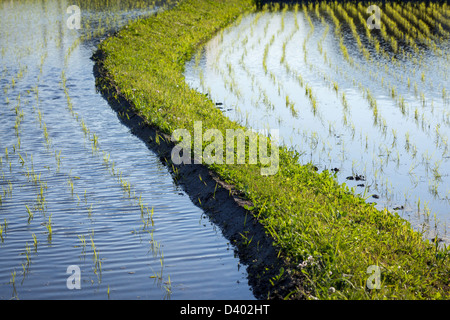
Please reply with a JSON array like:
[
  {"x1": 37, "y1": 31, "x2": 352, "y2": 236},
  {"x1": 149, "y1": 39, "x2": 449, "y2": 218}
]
[
  {"x1": 0, "y1": 0, "x2": 254, "y2": 299},
  {"x1": 184, "y1": 6, "x2": 450, "y2": 243}
]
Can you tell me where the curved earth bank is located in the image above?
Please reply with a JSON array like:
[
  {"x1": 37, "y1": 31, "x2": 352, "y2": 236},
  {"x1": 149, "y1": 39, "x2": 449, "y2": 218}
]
[
  {"x1": 91, "y1": 0, "x2": 305, "y2": 300},
  {"x1": 92, "y1": 47, "x2": 304, "y2": 299},
  {"x1": 91, "y1": 0, "x2": 450, "y2": 300}
]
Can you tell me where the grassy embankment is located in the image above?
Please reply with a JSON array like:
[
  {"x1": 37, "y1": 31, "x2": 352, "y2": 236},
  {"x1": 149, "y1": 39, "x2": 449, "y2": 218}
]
[{"x1": 95, "y1": 0, "x2": 449, "y2": 299}]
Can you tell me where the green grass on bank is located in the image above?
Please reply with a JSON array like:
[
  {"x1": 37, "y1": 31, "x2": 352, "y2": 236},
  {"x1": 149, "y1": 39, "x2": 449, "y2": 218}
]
[{"x1": 96, "y1": 0, "x2": 449, "y2": 299}]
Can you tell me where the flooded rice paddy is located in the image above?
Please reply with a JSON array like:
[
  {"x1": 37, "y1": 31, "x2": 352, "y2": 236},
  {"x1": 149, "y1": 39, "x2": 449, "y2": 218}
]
[
  {"x1": 0, "y1": 0, "x2": 255, "y2": 299},
  {"x1": 184, "y1": 2, "x2": 450, "y2": 243}
]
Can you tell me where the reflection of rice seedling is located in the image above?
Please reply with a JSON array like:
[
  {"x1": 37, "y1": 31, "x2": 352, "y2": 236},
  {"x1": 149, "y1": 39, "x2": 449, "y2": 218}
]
[
  {"x1": 91, "y1": 134, "x2": 99, "y2": 151},
  {"x1": 163, "y1": 275, "x2": 172, "y2": 300},
  {"x1": 68, "y1": 177, "x2": 74, "y2": 196},
  {"x1": 429, "y1": 179, "x2": 440, "y2": 198},
  {"x1": 405, "y1": 132, "x2": 411, "y2": 152},
  {"x1": 390, "y1": 86, "x2": 396, "y2": 98},
  {"x1": 414, "y1": 108, "x2": 419, "y2": 122},
  {"x1": 32, "y1": 233, "x2": 37, "y2": 251},
  {"x1": 10, "y1": 269, "x2": 17, "y2": 297},
  {"x1": 21, "y1": 243, "x2": 32, "y2": 274},
  {"x1": 304, "y1": 85, "x2": 318, "y2": 116},
  {"x1": 420, "y1": 92, "x2": 426, "y2": 107},
  {"x1": 102, "y1": 151, "x2": 110, "y2": 166},
  {"x1": 333, "y1": 82, "x2": 338, "y2": 93},
  {"x1": 90, "y1": 231, "x2": 102, "y2": 277},
  {"x1": 52, "y1": 151, "x2": 61, "y2": 173},
  {"x1": 46, "y1": 215, "x2": 52, "y2": 241},
  {"x1": 78, "y1": 234, "x2": 86, "y2": 254},
  {"x1": 391, "y1": 129, "x2": 398, "y2": 147},
  {"x1": 431, "y1": 161, "x2": 442, "y2": 182},
  {"x1": 397, "y1": 96, "x2": 406, "y2": 115},
  {"x1": 87, "y1": 204, "x2": 93, "y2": 217}
]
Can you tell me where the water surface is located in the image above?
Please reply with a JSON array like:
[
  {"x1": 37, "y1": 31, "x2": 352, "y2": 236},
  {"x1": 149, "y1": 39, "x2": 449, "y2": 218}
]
[{"x1": 184, "y1": 5, "x2": 450, "y2": 243}]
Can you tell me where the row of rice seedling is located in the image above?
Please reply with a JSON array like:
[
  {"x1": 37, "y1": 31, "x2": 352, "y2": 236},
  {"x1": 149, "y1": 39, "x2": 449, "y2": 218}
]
[
  {"x1": 0, "y1": 0, "x2": 179, "y2": 299},
  {"x1": 335, "y1": 2, "x2": 371, "y2": 60},
  {"x1": 1, "y1": 80, "x2": 55, "y2": 229},
  {"x1": 59, "y1": 15, "x2": 173, "y2": 296},
  {"x1": 317, "y1": 5, "x2": 400, "y2": 134},
  {"x1": 320, "y1": 24, "x2": 450, "y2": 210},
  {"x1": 320, "y1": 2, "x2": 449, "y2": 210},
  {"x1": 322, "y1": 2, "x2": 450, "y2": 136},
  {"x1": 62, "y1": 25, "x2": 155, "y2": 204},
  {"x1": 202, "y1": 7, "x2": 308, "y2": 123},
  {"x1": 0, "y1": 50, "x2": 62, "y2": 300}
]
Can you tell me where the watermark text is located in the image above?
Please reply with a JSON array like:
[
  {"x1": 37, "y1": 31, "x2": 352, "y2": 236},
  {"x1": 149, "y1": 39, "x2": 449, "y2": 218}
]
[{"x1": 171, "y1": 121, "x2": 279, "y2": 176}]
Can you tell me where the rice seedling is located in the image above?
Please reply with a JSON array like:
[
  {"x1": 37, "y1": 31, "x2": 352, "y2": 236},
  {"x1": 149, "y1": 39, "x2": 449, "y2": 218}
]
[
  {"x1": 102, "y1": 151, "x2": 111, "y2": 167},
  {"x1": 405, "y1": 131, "x2": 411, "y2": 153},
  {"x1": 26, "y1": 205, "x2": 33, "y2": 223},
  {"x1": 147, "y1": 206, "x2": 155, "y2": 227},
  {"x1": 163, "y1": 275, "x2": 172, "y2": 300},
  {"x1": 429, "y1": 178, "x2": 440, "y2": 198},
  {"x1": 0, "y1": 224, "x2": 4, "y2": 242},
  {"x1": 88, "y1": 231, "x2": 102, "y2": 279},
  {"x1": 10, "y1": 269, "x2": 17, "y2": 298},
  {"x1": 97, "y1": 0, "x2": 450, "y2": 299},
  {"x1": 78, "y1": 234, "x2": 87, "y2": 255},
  {"x1": 20, "y1": 242, "x2": 32, "y2": 273},
  {"x1": 67, "y1": 177, "x2": 74, "y2": 196},
  {"x1": 431, "y1": 160, "x2": 442, "y2": 182},
  {"x1": 32, "y1": 233, "x2": 37, "y2": 252},
  {"x1": 46, "y1": 215, "x2": 52, "y2": 241}
]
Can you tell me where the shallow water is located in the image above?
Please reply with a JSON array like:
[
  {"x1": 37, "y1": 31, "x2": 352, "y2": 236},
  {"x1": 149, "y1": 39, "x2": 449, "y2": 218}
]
[
  {"x1": 184, "y1": 6, "x2": 450, "y2": 243},
  {"x1": 0, "y1": 0, "x2": 254, "y2": 299}
]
